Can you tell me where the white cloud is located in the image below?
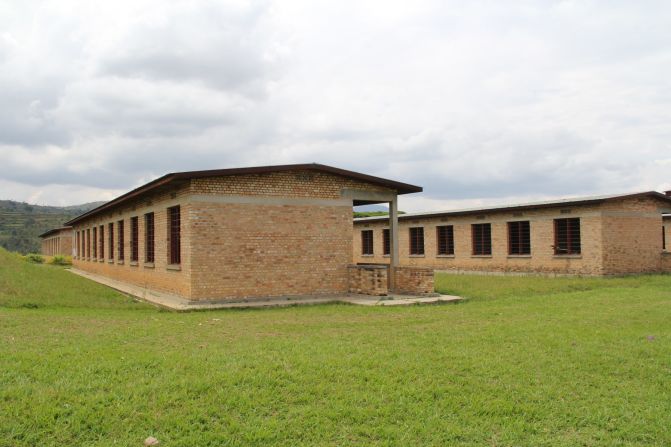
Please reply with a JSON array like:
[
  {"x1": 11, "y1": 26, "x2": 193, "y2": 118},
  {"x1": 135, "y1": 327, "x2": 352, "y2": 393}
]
[{"x1": 1, "y1": 0, "x2": 670, "y2": 208}]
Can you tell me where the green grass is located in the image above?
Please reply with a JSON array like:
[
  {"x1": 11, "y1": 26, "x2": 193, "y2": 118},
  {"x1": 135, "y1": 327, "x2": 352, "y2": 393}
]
[
  {"x1": 0, "y1": 250, "x2": 149, "y2": 309},
  {"x1": 1, "y1": 249, "x2": 671, "y2": 446}
]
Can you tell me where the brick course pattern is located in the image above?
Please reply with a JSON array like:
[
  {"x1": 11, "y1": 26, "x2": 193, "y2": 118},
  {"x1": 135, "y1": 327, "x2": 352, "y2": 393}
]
[
  {"x1": 392, "y1": 266, "x2": 435, "y2": 295},
  {"x1": 348, "y1": 265, "x2": 389, "y2": 296},
  {"x1": 354, "y1": 196, "x2": 671, "y2": 276}
]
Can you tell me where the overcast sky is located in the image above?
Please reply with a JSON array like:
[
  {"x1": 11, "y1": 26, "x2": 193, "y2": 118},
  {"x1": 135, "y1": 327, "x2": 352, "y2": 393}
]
[{"x1": 1, "y1": 0, "x2": 670, "y2": 212}]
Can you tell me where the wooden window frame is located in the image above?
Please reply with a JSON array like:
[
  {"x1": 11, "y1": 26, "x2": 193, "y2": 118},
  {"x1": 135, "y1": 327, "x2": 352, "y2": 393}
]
[
  {"x1": 86, "y1": 228, "x2": 91, "y2": 259},
  {"x1": 436, "y1": 225, "x2": 454, "y2": 255},
  {"x1": 382, "y1": 228, "x2": 390, "y2": 256},
  {"x1": 554, "y1": 218, "x2": 581, "y2": 255},
  {"x1": 507, "y1": 221, "x2": 531, "y2": 255},
  {"x1": 130, "y1": 217, "x2": 139, "y2": 262},
  {"x1": 471, "y1": 223, "x2": 492, "y2": 255},
  {"x1": 144, "y1": 212, "x2": 155, "y2": 263},
  {"x1": 409, "y1": 227, "x2": 425, "y2": 255},
  {"x1": 168, "y1": 206, "x2": 181, "y2": 265}
]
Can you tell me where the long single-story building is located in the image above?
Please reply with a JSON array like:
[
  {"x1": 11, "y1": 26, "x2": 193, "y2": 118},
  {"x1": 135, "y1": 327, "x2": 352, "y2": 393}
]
[
  {"x1": 354, "y1": 191, "x2": 671, "y2": 276},
  {"x1": 39, "y1": 226, "x2": 73, "y2": 257},
  {"x1": 63, "y1": 164, "x2": 425, "y2": 302}
]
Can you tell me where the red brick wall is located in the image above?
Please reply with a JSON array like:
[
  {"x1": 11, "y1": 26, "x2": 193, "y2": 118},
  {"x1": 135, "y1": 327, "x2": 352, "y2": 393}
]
[
  {"x1": 600, "y1": 197, "x2": 667, "y2": 274},
  {"x1": 348, "y1": 265, "x2": 388, "y2": 296},
  {"x1": 189, "y1": 202, "x2": 353, "y2": 300},
  {"x1": 392, "y1": 266, "x2": 434, "y2": 295},
  {"x1": 190, "y1": 170, "x2": 393, "y2": 198}
]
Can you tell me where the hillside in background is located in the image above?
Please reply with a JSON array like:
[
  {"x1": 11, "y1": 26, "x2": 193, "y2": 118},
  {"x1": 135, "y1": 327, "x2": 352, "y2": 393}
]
[
  {"x1": 0, "y1": 200, "x2": 105, "y2": 254},
  {"x1": 352, "y1": 204, "x2": 407, "y2": 218}
]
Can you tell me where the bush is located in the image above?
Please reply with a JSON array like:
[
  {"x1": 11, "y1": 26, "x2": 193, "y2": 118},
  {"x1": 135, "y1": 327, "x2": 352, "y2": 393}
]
[
  {"x1": 25, "y1": 253, "x2": 44, "y2": 264},
  {"x1": 50, "y1": 255, "x2": 72, "y2": 266}
]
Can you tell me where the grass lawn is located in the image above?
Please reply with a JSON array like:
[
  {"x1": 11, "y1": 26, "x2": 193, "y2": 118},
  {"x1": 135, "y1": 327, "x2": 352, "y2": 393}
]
[{"x1": 1, "y1": 249, "x2": 671, "y2": 446}]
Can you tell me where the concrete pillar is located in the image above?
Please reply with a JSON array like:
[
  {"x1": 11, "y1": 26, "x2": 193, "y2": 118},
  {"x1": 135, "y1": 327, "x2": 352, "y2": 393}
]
[{"x1": 389, "y1": 197, "x2": 399, "y2": 291}]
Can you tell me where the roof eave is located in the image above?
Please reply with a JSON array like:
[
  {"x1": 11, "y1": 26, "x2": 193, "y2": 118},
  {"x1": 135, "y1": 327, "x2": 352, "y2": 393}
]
[
  {"x1": 64, "y1": 163, "x2": 422, "y2": 225},
  {"x1": 38, "y1": 226, "x2": 73, "y2": 238}
]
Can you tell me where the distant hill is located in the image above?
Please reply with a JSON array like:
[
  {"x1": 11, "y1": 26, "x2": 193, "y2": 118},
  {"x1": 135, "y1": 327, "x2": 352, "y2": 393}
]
[
  {"x1": 353, "y1": 204, "x2": 389, "y2": 212},
  {"x1": 352, "y1": 204, "x2": 409, "y2": 218},
  {"x1": 0, "y1": 200, "x2": 105, "y2": 254}
]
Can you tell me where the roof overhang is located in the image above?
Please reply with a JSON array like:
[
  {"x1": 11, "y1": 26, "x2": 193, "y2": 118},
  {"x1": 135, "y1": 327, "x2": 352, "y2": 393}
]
[
  {"x1": 38, "y1": 226, "x2": 73, "y2": 238},
  {"x1": 65, "y1": 163, "x2": 422, "y2": 226}
]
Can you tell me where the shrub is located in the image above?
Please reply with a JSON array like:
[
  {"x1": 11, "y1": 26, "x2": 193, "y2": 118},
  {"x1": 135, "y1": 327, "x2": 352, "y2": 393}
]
[
  {"x1": 50, "y1": 255, "x2": 72, "y2": 266},
  {"x1": 25, "y1": 253, "x2": 44, "y2": 264}
]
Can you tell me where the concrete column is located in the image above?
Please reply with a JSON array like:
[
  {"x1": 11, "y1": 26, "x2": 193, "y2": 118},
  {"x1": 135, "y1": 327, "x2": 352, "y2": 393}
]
[{"x1": 389, "y1": 197, "x2": 399, "y2": 291}]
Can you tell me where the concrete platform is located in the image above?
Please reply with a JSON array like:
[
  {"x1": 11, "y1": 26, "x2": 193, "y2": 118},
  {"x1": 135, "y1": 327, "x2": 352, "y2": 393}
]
[{"x1": 69, "y1": 268, "x2": 462, "y2": 311}]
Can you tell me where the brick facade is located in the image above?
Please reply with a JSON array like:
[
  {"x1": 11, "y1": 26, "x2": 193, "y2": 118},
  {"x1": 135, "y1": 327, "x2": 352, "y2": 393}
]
[
  {"x1": 40, "y1": 227, "x2": 73, "y2": 256},
  {"x1": 392, "y1": 266, "x2": 435, "y2": 295},
  {"x1": 71, "y1": 184, "x2": 193, "y2": 297},
  {"x1": 69, "y1": 167, "x2": 414, "y2": 302},
  {"x1": 348, "y1": 265, "x2": 389, "y2": 296},
  {"x1": 354, "y1": 196, "x2": 671, "y2": 276}
]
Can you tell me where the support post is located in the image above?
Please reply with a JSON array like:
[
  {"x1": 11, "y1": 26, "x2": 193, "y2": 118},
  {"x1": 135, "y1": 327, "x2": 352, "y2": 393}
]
[{"x1": 389, "y1": 197, "x2": 399, "y2": 292}]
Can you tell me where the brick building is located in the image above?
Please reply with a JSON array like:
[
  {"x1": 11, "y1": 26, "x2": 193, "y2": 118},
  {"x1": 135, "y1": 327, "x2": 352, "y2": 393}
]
[
  {"x1": 354, "y1": 192, "x2": 671, "y2": 276},
  {"x1": 39, "y1": 227, "x2": 73, "y2": 257},
  {"x1": 64, "y1": 164, "x2": 422, "y2": 302}
]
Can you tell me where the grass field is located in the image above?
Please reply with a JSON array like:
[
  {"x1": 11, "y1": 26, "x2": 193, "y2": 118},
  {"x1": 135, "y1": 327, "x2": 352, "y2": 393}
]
[{"x1": 1, "y1": 249, "x2": 671, "y2": 446}]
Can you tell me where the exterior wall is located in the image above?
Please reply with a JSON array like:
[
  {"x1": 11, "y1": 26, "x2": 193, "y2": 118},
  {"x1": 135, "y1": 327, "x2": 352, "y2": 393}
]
[
  {"x1": 354, "y1": 205, "x2": 605, "y2": 275},
  {"x1": 348, "y1": 265, "x2": 388, "y2": 296},
  {"x1": 189, "y1": 170, "x2": 393, "y2": 199},
  {"x1": 40, "y1": 229, "x2": 73, "y2": 256},
  {"x1": 354, "y1": 197, "x2": 671, "y2": 276},
  {"x1": 392, "y1": 266, "x2": 434, "y2": 295},
  {"x1": 189, "y1": 201, "x2": 352, "y2": 300},
  {"x1": 72, "y1": 184, "x2": 192, "y2": 298},
  {"x1": 600, "y1": 197, "x2": 667, "y2": 275},
  {"x1": 188, "y1": 171, "x2": 395, "y2": 301}
]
